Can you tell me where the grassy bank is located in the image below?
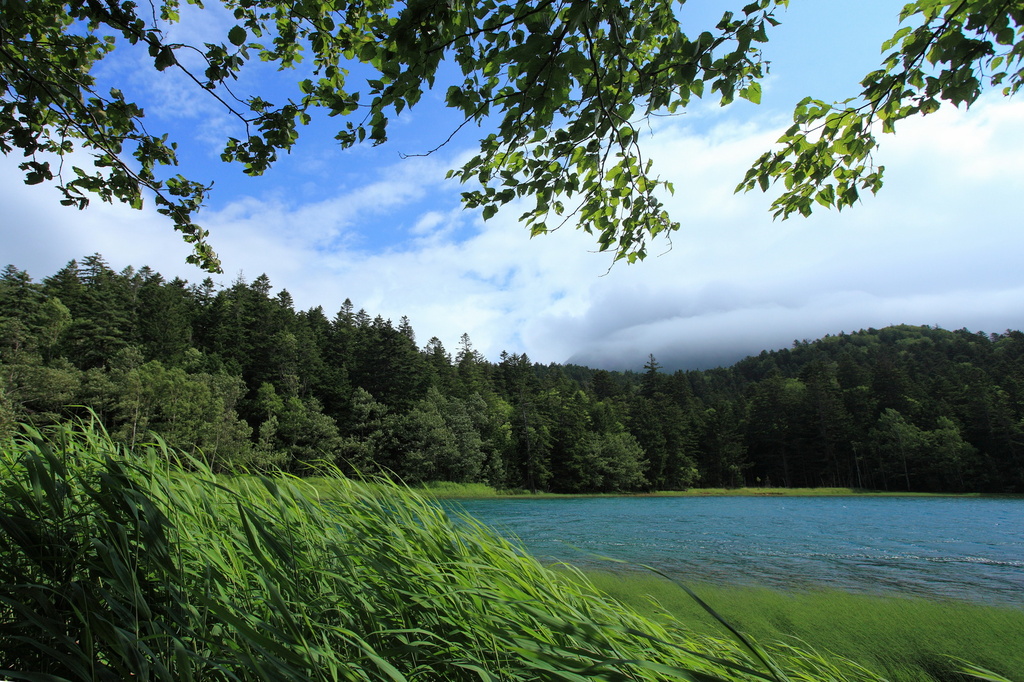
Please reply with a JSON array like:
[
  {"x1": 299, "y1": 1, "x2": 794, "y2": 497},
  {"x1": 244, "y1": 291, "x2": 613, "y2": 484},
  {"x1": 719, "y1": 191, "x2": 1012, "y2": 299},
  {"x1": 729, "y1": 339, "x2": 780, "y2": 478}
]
[
  {"x1": 405, "y1": 480, "x2": 1004, "y2": 499},
  {"x1": 577, "y1": 570, "x2": 1024, "y2": 682},
  {"x1": 2, "y1": 420, "x2": 927, "y2": 681}
]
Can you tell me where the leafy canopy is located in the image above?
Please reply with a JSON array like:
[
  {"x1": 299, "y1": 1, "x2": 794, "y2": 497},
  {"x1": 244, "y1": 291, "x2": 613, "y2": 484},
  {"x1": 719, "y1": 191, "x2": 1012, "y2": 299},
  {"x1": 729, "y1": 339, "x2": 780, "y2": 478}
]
[
  {"x1": 2, "y1": 0, "x2": 1022, "y2": 273},
  {"x1": 0, "y1": 0, "x2": 781, "y2": 272},
  {"x1": 738, "y1": 0, "x2": 1024, "y2": 217}
]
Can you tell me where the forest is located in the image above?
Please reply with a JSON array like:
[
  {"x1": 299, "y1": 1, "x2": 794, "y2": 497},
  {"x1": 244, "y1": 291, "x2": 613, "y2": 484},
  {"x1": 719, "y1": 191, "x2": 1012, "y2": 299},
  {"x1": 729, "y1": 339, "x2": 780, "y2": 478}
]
[{"x1": 2, "y1": 254, "x2": 1022, "y2": 494}]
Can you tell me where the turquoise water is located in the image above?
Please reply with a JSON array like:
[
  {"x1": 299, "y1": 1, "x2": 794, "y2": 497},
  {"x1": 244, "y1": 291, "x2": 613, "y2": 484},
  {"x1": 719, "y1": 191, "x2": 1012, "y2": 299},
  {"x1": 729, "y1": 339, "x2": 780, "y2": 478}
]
[{"x1": 444, "y1": 496, "x2": 1024, "y2": 606}]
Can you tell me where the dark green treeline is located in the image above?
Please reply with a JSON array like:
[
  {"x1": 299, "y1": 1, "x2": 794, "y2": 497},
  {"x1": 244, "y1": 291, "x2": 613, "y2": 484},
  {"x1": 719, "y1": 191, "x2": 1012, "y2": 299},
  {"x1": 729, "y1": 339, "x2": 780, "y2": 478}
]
[{"x1": 2, "y1": 256, "x2": 1022, "y2": 493}]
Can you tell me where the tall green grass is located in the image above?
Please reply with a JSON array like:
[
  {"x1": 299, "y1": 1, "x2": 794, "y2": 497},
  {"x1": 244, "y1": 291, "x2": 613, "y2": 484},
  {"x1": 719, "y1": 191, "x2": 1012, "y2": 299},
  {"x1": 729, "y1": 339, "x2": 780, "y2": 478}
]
[{"x1": 0, "y1": 420, "x2": 1001, "y2": 681}]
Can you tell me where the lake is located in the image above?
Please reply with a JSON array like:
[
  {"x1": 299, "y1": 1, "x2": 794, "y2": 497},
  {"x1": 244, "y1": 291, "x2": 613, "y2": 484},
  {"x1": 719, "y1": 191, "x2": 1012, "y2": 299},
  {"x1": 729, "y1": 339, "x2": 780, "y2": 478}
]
[{"x1": 443, "y1": 496, "x2": 1024, "y2": 607}]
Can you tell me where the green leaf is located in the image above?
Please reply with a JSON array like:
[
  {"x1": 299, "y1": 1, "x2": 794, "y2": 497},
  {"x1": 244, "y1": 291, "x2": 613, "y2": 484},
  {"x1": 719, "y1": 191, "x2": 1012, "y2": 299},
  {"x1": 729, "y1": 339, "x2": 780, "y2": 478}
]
[
  {"x1": 741, "y1": 82, "x2": 762, "y2": 104},
  {"x1": 154, "y1": 46, "x2": 176, "y2": 70},
  {"x1": 228, "y1": 25, "x2": 247, "y2": 46}
]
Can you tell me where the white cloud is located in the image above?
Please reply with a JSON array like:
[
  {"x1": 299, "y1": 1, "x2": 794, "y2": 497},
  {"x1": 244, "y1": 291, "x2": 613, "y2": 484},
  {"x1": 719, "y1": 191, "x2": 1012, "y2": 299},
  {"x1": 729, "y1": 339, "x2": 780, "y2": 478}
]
[
  {"x1": 549, "y1": 96, "x2": 1024, "y2": 369},
  {"x1": 3, "y1": 97, "x2": 1023, "y2": 371},
  {"x1": 0, "y1": 153, "x2": 204, "y2": 280}
]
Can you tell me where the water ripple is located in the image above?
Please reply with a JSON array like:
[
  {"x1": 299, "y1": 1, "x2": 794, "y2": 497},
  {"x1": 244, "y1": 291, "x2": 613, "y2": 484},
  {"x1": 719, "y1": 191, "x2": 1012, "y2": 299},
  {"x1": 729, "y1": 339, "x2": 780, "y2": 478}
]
[{"x1": 445, "y1": 496, "x2": 1024, "y2": 607}]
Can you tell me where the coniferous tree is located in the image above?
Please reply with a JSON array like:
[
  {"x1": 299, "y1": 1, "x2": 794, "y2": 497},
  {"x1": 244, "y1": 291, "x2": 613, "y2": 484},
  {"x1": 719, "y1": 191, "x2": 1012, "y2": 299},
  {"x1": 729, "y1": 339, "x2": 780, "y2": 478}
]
[
  {"x1": 0, "y1": 266, "x2": 44, "y2": 321},
  {"x1": 745, "y1": 374, "x2": 805, "y2": 487},
  {"x1": 800, "y1": 359, "x2": 854, "y2": 486},
  {"x1": 41, "y1": 256, "x2": 127, "y2": 369},
  {"x1": 498, "y1": 352, "x2": 551, "y2": 492},
  {"x1": 590, "y1": 369, "x2": 619, "y2": 400},
  {"x1": 41, "y1": 260, "x2": 85, "y2": 314},
  {"x1": 546, "y1": 389, "x2": 595, "y2": 492},
  {"x1": 868, "y1": 409, "x2": 928, "y2": 491},
  {"x1": 136, "y1": 274, "x2": 194, "y2": 364},
  {"x1": 640, "y1": 354, "x2": 663, "y2": 398},
  {"x1": 698, "y1": 400, "x2": 749, "y2": 488},
  {"x1": 423, "y1": 336, "x2": 456, "y2": 394},
  {"x1": 337, "y1": 387, "x2": 389, "y2": 475},
  {"x1": 454, "y1": 333, "x2": 491, "y2": 399}
]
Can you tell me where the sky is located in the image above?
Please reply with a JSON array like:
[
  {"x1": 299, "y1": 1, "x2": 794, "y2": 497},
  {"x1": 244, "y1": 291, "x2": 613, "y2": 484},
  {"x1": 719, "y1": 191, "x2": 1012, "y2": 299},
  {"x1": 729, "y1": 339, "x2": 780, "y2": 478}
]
[{"x1": 4, "y1": 1, "x2": 1024, "y2": 371}]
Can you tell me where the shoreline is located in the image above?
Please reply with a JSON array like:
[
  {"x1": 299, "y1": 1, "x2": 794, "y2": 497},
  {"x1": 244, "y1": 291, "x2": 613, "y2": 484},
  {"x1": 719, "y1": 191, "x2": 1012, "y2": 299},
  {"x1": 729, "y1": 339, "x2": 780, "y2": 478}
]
[{"x1": 413, "y1": 481, "x2": 1022, "y2": 500}]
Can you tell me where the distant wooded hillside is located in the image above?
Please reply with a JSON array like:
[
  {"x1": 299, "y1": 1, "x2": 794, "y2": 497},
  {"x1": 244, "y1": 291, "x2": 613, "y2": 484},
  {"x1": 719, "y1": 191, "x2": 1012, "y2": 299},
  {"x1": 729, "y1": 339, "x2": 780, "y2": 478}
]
[{"x1": 2, "y1": 256, "x2": 1021, "y2": 493}]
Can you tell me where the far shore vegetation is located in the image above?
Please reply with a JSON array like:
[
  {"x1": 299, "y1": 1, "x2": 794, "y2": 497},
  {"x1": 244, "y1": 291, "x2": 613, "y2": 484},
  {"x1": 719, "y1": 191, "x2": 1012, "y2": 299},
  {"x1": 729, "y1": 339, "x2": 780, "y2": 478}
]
[
  {"x1": 5, "y1": 257, "x2": 1024, "y2": 498},
  {"x1": 403, "y1": 480, "x2": 1018, "y2": 499}
]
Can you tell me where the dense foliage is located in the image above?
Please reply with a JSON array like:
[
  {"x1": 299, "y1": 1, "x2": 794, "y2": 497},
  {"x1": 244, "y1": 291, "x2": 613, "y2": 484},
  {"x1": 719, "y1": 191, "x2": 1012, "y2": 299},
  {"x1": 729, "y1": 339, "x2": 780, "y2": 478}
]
[
  {"x1": 2, "y1": 256, "x2": 1023, "y2": 493},
  {"x1": 1, "y1": 419, "x2": 895, "y2": 681},
  {"x1": 5, "y1": 0, "x2": 1023, "y2": 269},
  {"x1": 2, "y1": 0, "x2": 780, "y2": 271}
]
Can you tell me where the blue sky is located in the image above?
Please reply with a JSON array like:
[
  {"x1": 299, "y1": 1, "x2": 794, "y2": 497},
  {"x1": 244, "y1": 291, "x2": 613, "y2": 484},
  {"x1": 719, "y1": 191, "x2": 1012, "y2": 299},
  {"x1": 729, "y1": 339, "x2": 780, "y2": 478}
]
[{"x1": 4, "y1": 0, "x2": 1024, "y2": 370}]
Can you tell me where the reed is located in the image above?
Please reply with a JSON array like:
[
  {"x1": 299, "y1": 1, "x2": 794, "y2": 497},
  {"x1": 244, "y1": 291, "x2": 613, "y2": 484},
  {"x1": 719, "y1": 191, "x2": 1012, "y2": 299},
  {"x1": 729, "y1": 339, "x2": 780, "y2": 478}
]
[{"x1": 0, "y1": 420, "x2": 995, "y2": 681}]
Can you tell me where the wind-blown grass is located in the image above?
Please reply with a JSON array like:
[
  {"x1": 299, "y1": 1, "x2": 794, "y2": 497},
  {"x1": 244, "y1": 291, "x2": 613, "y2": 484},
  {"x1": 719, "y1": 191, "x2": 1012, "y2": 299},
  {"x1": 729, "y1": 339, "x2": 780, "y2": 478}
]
[{"x1": 0, "y1": 420, "x2": 995, "y2": 681}]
